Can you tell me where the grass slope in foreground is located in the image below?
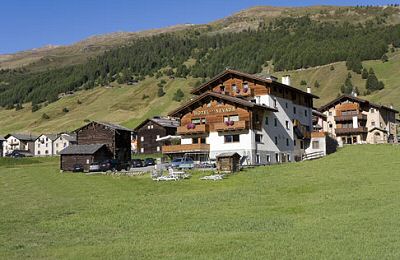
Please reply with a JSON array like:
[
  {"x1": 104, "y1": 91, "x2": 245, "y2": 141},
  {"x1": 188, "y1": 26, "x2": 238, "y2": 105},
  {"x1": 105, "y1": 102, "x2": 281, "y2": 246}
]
[{"x1": 1, "y1": 145, "x2": 400, "y2": 259}]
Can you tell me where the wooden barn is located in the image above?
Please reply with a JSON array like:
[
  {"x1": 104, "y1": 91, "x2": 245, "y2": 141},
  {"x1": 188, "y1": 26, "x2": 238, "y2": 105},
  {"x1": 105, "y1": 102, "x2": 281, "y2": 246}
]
[
  {"x1": 60, "y1": 144, "x2": 112, "y2": 171},
  {"x1": 216, "y1": 152, "x2": 241, "y2": 173},
  {"x1": 75, "y1": 121, "x2": 132, "y2": 163}
]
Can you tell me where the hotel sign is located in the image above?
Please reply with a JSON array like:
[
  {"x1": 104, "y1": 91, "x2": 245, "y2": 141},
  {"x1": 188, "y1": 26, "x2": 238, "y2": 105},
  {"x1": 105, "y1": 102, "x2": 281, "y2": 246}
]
[{"x1": 193, "y1": 107, "x2": 236, "y2": 116}]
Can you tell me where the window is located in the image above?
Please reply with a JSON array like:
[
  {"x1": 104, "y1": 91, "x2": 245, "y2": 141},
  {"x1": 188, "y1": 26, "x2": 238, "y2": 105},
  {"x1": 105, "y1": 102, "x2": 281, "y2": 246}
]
[
  {"x1": 151, "y1": 125, "x2": 154, "y2": 129},
  {"x1": 200, "y1": 137, "x2": 206, "y2": 144},
  {"x1": 285, "y1": 121, "x2": 289, "y2": 130},
  {"x1": 140, "y1": 148, "x2": 144, "y2": 153},
  {"x1": 266, "y1": 155, "x2": 271, "y2": 163},
  {"x1": 287, "y1": 154, "x2": 291, "y2": 162},
  {"x1": 38, "y1": 151, "x2": 41, "y2": 155},
  {"x1": 371, "y1": 121, "x2": 376, "y2": 126},
  {"x1": 192, "y1": 138, "x2": 199, "y2": 144},
  {"x1": 157, "y1": 146, "x2": 160, "y2": 152},
  {"x1": 232, "y1": 84, "x2": 237, "y2": 93},
  {"x1": 285, "y1": 102, "x2": 288, "y2": 108},
  {"x1": 256, "y1": 154, "x2": 261, "y2": 164},
  {"x1": 293, "y1": 106, "x2": 297, "y2": 114},
  {"x1": 294, "y1": 139, "x2": 297, "y2": 146},
  {"x1": 312, "y1": 141, "x2": 319, "y2": 149},
  {"x1": 37, "y1": 143, "x2": 40, "y2": 148},
  {"x1": 300, "y1": 140, "x2": 304, "y2": 149},
  {"x1": 328, "y1": 111, "x2": 332, "y2": 116},
  {"x1": 275, "y1": 153, "x2": 279, "y2": 163},
  {"x1": 224, "y1": 115, "x2": 239, "y2": 122},
  {"x1": 147, "y1": 125, "x2": 151, "y2": 129},
  {"x1": 192, "y1": 118, "x2": 201, "y2": 124},
  {"x1": 156, "y1": 135, "x2": 160, "y2": 139},
  {"x1": 46, "y1": 143, "x2": 48, "y2": 147},
  {"x1": 255, "y1": 134, "x2": 262, "y2": 143},
  {"x1": 265, "y1": 116, "x2": 269, "y2": 125},
  {"x1": 273, "y1": 99, "x2": 277, "y2": 108},
  {"x1": 56, "y1": 143, "x2": 58, "y2": 148},
  {"x1": 224, "y1": 135, "x2": 240, "y2": 143},
  {"x1": 305, "y1": 110, "x2": 308, "y2": 117},
  {"x1": 371, "y1": 108, "x2": 375, "y2": 113},
  {"x1": 140, "y1": 136, "x2": 144, "y2": 142},
  {"x1": 274, "y1": 118, "x2": 278, "y2": 127},
  {"x1": 274, "y1": 136, "x2": 278, "y2": 145},
  {"x1": 286, "y1": 138, "x2": 289, "y2": 146},
  {"x1": 45, "y1": 150, "x2": 49, "y2": 154},
  {"x1": 64, "y1": 143, "x2": 67, "y2": 147}
]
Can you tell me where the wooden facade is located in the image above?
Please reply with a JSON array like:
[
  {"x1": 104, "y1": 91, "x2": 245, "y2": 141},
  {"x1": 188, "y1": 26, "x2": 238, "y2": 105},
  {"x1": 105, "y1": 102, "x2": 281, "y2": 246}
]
[
  {"x1": 60, "y1": 145, "x2": 112, "y2": 172},
  {"x1": 75, "y1": 122, "x2": 131, "y2": 163},
  {"x1": 135, "y1": 119, "x2": 178, "y2": 154}
]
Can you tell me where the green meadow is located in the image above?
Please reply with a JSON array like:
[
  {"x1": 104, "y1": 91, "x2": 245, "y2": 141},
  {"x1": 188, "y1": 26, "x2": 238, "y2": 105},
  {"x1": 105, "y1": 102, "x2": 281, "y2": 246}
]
[{"x1": 1, "y1": 145, "x2": 400, "y2": 259}]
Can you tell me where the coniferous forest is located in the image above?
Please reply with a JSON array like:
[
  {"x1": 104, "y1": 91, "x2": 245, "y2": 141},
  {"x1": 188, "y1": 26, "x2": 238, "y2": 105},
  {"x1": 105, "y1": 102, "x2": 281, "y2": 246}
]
[{"x1": 0, "y1": 16, "x2": 400, "y2": 108}]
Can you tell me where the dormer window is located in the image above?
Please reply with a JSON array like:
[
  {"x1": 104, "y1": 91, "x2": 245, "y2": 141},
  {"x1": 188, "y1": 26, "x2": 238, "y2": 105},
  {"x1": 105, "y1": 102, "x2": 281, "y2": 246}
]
[
  {"x1": 232, "y1": 84, "x2": 238, "y2": 93},
  {"x1": 219, "y1": 85, "x2": 225, "y2": 93},
  {"x1": 243, "y1": 82, "x2": 249, "y2": 93}
]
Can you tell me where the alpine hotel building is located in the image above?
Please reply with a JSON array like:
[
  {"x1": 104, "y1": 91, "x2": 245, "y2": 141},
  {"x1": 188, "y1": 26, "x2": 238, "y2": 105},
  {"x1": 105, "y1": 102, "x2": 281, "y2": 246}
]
[{"x1": 163, "y1": 69, "x2": 319, "y2": 165}]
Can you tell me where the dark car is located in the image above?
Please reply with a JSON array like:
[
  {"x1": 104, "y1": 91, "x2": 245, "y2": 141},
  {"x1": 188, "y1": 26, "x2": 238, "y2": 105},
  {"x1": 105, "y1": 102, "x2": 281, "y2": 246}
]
[
  {"x1": 6, "y1": 150, "x2": 31, "y2": 158},
  {"x1": 144, "y1": 158, "x2": 156, "y2": 166},
  {"x1": 72, "y1": 164, "x2": 84, "y2": 172},
  {"x1": 131, "y1": 159, "x2": 144, "y2": 168},
  {"x1": 100, "y1": 159, "x2": 131, "y2": 171}
]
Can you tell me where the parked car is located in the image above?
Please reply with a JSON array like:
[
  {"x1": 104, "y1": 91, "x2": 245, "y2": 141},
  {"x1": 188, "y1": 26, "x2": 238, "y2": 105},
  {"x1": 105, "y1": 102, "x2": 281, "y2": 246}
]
[
  {"x1": 171, "y1": 157, "x2": 194, "y2": 169},
  {"x1": 6, "y1": 150, "x2": 32, "y2": 158},
  {"x1": 72, "y1": 164, "x2": 84, "y2": 172},
  {"x1": 100, "y1": 159, "x2": 130, "y2": 171},
  {"x1": 89, "y1": 162, "x2": 101, "y2": 172},
  {"x1": 144, "y1": 158, "x2": 156, "y2": 166},
  {"x1": 131, "y1": 159, "x2": 144, "y2": 168}
]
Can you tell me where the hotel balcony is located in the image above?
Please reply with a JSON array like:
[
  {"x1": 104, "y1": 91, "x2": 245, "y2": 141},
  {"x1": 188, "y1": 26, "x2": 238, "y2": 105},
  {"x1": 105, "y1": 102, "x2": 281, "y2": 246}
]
[
  {"x1": 214, "y1": 120, "x2": 249, "y2": 132},
  {"x1": 335, "y1": 127, "x2": 368, "y2": 135},
  {"x1": 334, "y1": 114, "x2": 367, "y2": 122},
  {"x1": 177, "y1": 124, "x2": 209, "y2": 135},
  {"x1": 162, "y1": 143, "x2": 210, "y2": 154}
]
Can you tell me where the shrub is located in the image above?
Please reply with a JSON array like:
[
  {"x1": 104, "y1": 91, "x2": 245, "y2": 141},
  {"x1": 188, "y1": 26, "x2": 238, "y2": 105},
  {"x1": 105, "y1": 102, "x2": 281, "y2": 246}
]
[{"x1": 42, "y1": 113, "x2": 50, "y2": 120}]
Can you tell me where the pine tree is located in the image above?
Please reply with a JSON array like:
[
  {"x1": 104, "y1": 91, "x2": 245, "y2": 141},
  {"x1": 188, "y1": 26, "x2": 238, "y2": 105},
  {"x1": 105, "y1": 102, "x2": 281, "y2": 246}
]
[
  {"x1": 381, "y1": 54, "x2": 389, "y2": 62},
  {"x1": 361, "y1": 68, "x2": 368, "y2": 79},
  {"x1": 157, "y1": 87, "x2": 165, "y2": 97},
  {"x1": 314, "y1": 80, "x2": 320, "y2": 88},
  {"x1": 172, "y1": 89, "x2": 185, "y2": 102}
]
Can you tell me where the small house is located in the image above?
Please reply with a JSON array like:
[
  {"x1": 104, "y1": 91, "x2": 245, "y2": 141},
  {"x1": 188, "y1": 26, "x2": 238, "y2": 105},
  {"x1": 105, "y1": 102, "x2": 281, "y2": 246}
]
[
  {"x1": 3, "y1": 133, "x2": 38, "y2": 156},
  {"x1": 216, "y1": 152, "x2": 241, "y2": 173},
  {"x1": 34, "y1": 134, "x2": 58, "y2": 156},
  {"x1": 60, "y1": 144, "x2": 113, "y2": 171},
  {"x1": 53, "y1": 133, "x2": 77, "y2": 155},
  {"x1": 135, "y1": 116, "x2": 179, "y2": 154}
]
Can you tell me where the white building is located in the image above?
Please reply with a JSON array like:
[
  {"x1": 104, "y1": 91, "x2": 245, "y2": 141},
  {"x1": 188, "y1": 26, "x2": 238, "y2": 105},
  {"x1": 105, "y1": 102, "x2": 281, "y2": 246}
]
[
  {"x1": 3, "y1": 134, "x2": 38, "y2": 156},
  {"x1": 34, "y1": 134, "x2": 58, "y2": 156},
  {"x1": 162, "y1": 69, "x2": 318, "y2": 165},
  {"x1": 53, "y1": 133, "x2": 77, "y2": 155}
]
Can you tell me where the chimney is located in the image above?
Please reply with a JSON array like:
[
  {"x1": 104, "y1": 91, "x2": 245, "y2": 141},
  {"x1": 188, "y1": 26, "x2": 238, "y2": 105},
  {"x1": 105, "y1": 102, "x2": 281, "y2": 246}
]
[
  {"x1": 351, "y1": 89, "x2": 358, "y2": 97},
  {"x1": 282, "y1": 75, "x2": 291, "y2": 86},
  {"x1": 306, "y1": 86, "x2": 311, "y2": 94}
]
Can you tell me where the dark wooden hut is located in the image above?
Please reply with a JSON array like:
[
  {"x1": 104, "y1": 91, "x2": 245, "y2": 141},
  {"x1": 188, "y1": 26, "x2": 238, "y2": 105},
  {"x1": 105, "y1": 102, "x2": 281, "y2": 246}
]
[{"x1": 216, "y1": 152, "x2": 241, "y2": 173}]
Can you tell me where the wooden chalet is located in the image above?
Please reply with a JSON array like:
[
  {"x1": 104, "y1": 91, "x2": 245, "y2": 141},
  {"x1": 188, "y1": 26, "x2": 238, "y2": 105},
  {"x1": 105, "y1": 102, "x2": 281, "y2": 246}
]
[{"x1": 135, "y1": 117, "x2": 180, "y2": 154}]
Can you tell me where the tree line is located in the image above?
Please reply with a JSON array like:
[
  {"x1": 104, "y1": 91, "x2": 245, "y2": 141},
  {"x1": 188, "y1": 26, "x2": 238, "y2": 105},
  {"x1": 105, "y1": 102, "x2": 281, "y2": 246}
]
[{"x1": 0, "y1": 16, "x2": 400, "y2": 109}]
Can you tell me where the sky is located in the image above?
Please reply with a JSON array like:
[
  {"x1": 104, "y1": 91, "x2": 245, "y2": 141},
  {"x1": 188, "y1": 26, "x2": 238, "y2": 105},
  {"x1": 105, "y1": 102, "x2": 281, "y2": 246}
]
[{"x1": 0, "y1": 0, "x2": 395, "y2": 54}]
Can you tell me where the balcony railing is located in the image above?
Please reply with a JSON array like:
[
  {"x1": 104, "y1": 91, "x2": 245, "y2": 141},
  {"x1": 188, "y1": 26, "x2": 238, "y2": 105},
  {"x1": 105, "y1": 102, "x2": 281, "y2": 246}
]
[
  {"x1": 177, "y1": 124, "x2": 209, "y2": 135},
  {"x1": 214, "y1": 121, "x2": 249, "y2": 132},
  {"x1": 334, "y1": 114, "x2": 367, "y2": 122},
  {"x1": 335, "y1": 127, "x2": 368, "y2": 135},
  {"x1": 162, "y1": 143, "x2": 210, "y2": 154}
]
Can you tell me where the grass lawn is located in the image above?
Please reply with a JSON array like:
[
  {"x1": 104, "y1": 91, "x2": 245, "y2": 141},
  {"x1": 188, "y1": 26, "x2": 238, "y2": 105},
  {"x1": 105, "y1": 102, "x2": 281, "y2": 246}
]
[{"x1": 1, "y1": 145, "x2": 400, "y2": 259}]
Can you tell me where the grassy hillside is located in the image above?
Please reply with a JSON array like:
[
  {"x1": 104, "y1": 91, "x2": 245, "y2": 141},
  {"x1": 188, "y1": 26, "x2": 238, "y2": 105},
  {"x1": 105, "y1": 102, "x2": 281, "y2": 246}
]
[
  {"x1": 0, "y1": 77, "x2": 198, "y2": 135},
  {"x1": 1, "y1": 145, "x2": 400, "y2": 258},
  {"x1": 273, "y1": 48, "x2": 400, "y2": 107},
  {"x1": 0, "y1": 49, "x2": 399, "y2": 135}
]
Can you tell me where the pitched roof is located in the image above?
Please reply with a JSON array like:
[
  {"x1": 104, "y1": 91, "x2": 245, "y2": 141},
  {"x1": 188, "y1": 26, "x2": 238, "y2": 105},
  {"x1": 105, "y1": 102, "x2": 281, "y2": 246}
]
[
  {"x1": 319, "y1": 95, "x2": 398, "y2": 113},
  {"x1": 36, "y1": 134, "x2": 59, "y2": 141},
  {"x1": 134, "y1": 117, "x2": 180, "y2": 131},
  {"x1": 5, "y1": 133, "x2": 38, "y2": 141},
  {"x1": 216, "y1": 152, "x2": 241, "y2": 158},
  {"x1": 59, "y1": 144, "x2": 106, "y2": 155},
  {"x1": 168, "y1": 91, "x2": 278, "y2": 117},
  {"x1": 75, "y1": 121, "x2": 132, "y2": 133},
  {"x1": 191, "y1": 69, "x2": 319, "y2": 99},
  {"x1": 312, "y1": 109, "x2": 327, "y2": 119}
]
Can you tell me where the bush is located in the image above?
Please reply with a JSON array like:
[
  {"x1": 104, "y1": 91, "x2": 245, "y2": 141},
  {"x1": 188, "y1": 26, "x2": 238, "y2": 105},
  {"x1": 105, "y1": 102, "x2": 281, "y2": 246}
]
[
  {"x1": 15, "y1": 103, "x2": 23, "y2": 111},
  {"x1": 172, "y1": 89, "x2": 185, "y2": 102},
  {"x1": 41, "y1": 113, "x2": 50, "y2": 120},
  {"x1": 62, "y1": 107, "x2": 69, "y2": 113},
  {"x1": 142, "y1": 94, "x2": 149, "y2": 100},
  {"x1": 157, "y1": 87, "x2": 165, "y2": 97},
  {"x1": 31, "y1": 104, "x2": 41, "y2": 112}
]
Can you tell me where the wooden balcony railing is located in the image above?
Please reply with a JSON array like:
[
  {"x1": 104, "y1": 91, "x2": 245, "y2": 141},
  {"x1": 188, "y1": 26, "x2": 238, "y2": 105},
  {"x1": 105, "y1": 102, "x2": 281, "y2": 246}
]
[
  {"x1": 162, "y1": 143, "x2": 210, "y2": 154},
  {"x1": 214, "y1": 121, "x2": 249, "y2": 132},
  {"x1": 177, "y1": 124, "x2": 209, "y2": 135},
  {"x1": 335, "y1": 127, "x2": 368, "y2": 135},
  {"x1": 334, "y1": 114, "x2": 367, "y2": 122}
]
